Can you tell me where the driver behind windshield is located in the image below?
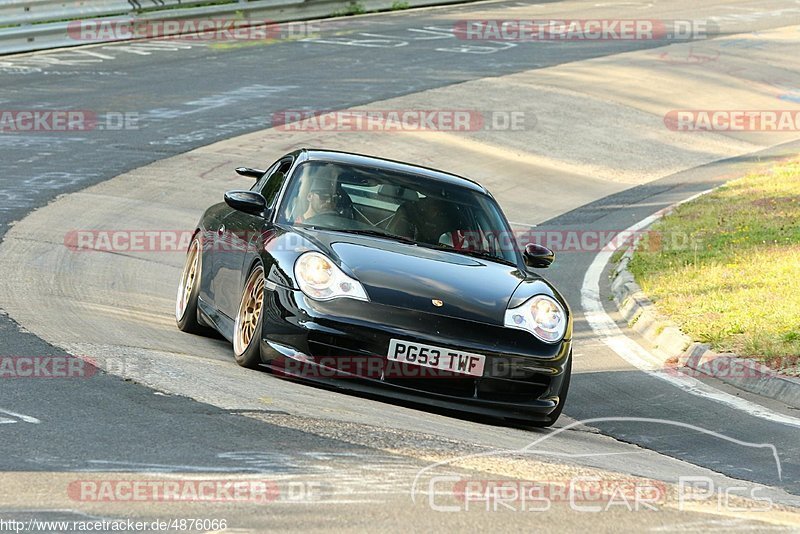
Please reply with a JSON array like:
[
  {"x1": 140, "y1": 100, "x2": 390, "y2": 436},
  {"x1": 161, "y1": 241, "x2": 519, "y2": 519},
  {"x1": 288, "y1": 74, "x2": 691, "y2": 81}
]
[
  {"x1": 292, "y1": 164, "x2": 339, "y2": 223},
  {"x1": 278, "y1": 161, "x2": 516, "y2": 263},
  {"x1": 303, "y1": 180, "x2": 336, "y2": 222}
]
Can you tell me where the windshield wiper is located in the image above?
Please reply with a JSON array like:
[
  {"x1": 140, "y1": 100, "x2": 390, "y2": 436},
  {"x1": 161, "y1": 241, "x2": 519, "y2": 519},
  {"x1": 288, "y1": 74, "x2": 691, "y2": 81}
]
[
  {"x1": 326, "y1": 228, "x2": 419, "y2": 246},
  {"x1": 432, "y1": 243, "x2": 515, "y2": 266},
  {"x1": 320, "y1": 228, "x2": 515, "y2": 265}
]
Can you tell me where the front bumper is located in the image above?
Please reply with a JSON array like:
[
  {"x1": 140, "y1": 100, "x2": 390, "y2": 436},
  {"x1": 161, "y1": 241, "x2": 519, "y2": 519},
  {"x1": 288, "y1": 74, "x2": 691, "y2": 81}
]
[{"x1": 258, "y1": 286, "x2": 572, "y2": 422}]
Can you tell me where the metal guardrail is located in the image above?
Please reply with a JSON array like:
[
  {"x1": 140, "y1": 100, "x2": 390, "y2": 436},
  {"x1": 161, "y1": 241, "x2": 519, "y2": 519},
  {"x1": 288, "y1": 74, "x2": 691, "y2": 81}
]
[
  {"x1": 0, "y1": 1, "x2": 245, "y2": 54},
  {"x1": 0, "y1": 1, "x2": 232, "y2": 25},
  {"x1": 0, "y1": 0, "x2": 463, "y2": 56},
  {"x1": 1, "y1": 1, "x2": 130, "y2": 25}
]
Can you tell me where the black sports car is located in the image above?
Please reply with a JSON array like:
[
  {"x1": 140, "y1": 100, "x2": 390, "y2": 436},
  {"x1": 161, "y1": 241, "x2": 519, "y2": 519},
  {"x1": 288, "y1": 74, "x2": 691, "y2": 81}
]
[{"x1": 176, "y1": 149, "x2": 572, "y2": 426}]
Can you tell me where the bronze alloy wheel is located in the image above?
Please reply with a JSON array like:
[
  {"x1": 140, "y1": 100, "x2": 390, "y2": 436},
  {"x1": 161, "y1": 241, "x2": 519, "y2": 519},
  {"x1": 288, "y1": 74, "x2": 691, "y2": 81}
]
[
  {"x1": 233, "y1": 265, "x2": 265, "y2": 357},
  {"x1": 176, "y1": 239, "x2": 200, "y2": 321}
]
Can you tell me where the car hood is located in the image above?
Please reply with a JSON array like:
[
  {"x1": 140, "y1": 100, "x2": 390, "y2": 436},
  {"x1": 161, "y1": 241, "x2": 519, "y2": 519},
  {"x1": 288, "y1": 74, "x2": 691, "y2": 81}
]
[{"x1": 326, "y1": 236, "x2": 524, "y2": 324}]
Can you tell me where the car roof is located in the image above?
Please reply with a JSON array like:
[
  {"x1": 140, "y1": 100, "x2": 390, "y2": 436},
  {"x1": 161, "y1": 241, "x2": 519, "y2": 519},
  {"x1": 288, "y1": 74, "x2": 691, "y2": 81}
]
[{"x1": 295, "y1": 148, "x2": 490, "y2": 195}]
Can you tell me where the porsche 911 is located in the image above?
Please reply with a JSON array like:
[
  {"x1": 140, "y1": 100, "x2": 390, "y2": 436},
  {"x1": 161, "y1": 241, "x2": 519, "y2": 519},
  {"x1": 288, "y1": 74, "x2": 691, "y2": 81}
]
[{"x1": 176, "y1": 149, "x2": 572, "y2": 426}]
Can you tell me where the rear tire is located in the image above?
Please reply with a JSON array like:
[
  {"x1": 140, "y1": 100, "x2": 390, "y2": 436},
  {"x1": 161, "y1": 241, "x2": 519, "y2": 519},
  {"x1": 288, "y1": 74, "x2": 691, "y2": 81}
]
[
  {"x1": 176, "y1": 238, "x2": 206, "y2": 334},
  {"x1": 233, "y1": 264, "x2": 266, "y2": 369}
]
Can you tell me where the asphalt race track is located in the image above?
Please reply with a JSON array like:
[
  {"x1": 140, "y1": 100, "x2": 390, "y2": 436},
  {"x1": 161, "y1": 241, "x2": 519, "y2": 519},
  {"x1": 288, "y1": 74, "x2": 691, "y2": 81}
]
[{"x1": 2, "y1": 0, "x2": 800, "y2": 531}]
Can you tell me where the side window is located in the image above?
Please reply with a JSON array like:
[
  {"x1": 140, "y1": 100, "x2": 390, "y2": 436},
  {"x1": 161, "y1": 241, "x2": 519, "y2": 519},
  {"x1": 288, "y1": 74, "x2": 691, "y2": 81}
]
[
  {"x1": 253, "y1": 158, "x2": 292, "y2": 207},
  {"x1": 249, "y1": 161, "x2": 279, "y2": 193}
]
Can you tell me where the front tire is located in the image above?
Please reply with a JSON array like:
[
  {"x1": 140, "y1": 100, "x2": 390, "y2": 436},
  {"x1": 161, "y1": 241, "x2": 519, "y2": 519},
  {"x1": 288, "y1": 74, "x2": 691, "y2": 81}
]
[
  {"x1": 176, "y1": 238, "x2": 205, "y2": 334},
  {"x1": 233, "y1": 264, "x2": 266, "y2": 369}
]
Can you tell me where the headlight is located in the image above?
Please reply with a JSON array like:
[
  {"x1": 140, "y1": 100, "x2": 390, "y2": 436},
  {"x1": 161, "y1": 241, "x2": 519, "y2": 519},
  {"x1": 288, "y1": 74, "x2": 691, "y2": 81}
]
[
  {"x1": 504, "y1": 294, "x2": 566, "y2": 343},
  {"x1": 294, "y1": 252, "x2": 368, "y2": 301}
]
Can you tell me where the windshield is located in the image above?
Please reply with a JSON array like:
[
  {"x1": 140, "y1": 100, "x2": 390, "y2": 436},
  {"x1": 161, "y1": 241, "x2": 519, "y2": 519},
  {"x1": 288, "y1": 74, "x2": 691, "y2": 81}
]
[{"x1": 277, "y1": 161, "x2": 519, "y2": 264}]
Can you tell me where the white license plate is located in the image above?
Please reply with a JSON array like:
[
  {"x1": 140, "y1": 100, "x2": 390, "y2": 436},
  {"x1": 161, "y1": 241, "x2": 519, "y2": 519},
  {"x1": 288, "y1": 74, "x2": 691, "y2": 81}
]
[{"x1": 387, "y1": 339, "x2": 485, "y2": 377}]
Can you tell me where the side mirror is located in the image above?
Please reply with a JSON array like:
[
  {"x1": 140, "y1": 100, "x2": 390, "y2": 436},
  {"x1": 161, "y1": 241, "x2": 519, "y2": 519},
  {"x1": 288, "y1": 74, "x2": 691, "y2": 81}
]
[
  {"x1": 235, "y1": 167, "x2": 266, "y2": 180},
  {"x1": 224, "y1": 190, "x2": 267, "y2": 216},
  {"x1": 523, "y1": 243, "x2": 555, "y2": 268}
]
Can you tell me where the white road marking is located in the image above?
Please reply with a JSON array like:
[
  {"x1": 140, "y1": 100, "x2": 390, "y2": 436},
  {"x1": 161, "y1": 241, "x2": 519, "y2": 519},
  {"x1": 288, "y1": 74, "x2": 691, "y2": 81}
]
[
  {"x1": 0, "y1": 39, "x2": 209, "y2": 72},
  {"x1": 72, "y1": 49, "x2": 117, "y2": 60},
  {"x1": 580, "y1": 190, "x2": 800, "y2": 429},
  {"x1": 304, "y1": 25, "x2": 517, "y2": 54},
  {"x1": 0, "y1": 408, "x2": 41, "y2": 424}
]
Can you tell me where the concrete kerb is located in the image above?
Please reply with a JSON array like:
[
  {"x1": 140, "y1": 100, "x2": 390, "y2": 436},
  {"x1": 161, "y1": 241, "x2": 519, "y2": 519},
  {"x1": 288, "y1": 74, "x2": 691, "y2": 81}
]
[{"x1": 608, "y1": 211, "x2": 800, "y2": 410}]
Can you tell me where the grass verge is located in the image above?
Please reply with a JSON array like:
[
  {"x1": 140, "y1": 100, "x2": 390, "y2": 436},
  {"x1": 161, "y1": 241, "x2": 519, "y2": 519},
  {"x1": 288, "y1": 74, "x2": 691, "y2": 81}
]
[{"x1": 628, "y1": 159, "x2": 800, "y2": 367}]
